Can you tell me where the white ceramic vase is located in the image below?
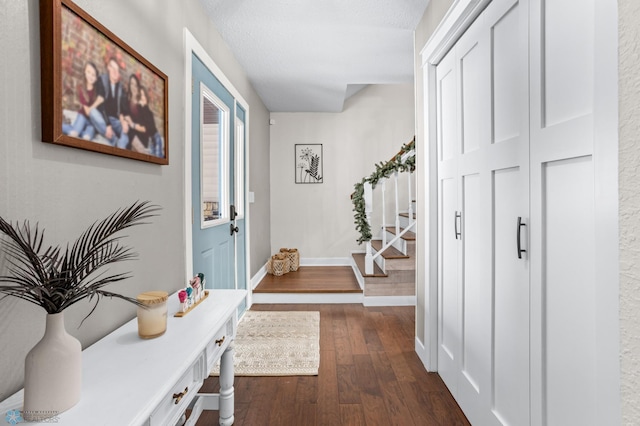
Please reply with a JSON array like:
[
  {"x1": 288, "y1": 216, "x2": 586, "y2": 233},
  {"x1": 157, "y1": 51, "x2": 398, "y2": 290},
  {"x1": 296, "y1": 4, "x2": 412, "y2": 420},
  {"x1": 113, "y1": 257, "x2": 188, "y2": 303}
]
[{"x1": 23, "y1": 312, "x2": 81, "y2": 421}]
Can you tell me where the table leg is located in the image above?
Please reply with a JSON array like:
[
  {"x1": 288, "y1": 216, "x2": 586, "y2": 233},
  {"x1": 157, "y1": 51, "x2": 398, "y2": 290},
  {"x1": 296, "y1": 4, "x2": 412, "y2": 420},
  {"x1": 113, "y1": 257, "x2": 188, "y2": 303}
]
[{"x1": 218, "y1": 341, "x2": 235, "y2": 426}]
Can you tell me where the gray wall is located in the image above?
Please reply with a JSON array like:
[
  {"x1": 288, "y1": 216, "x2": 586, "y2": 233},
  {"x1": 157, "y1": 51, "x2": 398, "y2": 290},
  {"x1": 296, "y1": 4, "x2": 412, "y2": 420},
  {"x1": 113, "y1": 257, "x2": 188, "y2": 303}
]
[
  {"x1": 0, "y1": 0, "x2": 270, "y2": 400},
  {"x1": 619, "y1": 0, "x2": 640, "y2": 422}
]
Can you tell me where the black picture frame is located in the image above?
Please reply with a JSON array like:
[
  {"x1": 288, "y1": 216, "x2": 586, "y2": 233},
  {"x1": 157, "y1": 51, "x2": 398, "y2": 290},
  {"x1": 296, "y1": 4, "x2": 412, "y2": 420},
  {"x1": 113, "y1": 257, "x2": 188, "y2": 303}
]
[{"x1": 295, "y1": 144, "x2": 323, "y2": 184}]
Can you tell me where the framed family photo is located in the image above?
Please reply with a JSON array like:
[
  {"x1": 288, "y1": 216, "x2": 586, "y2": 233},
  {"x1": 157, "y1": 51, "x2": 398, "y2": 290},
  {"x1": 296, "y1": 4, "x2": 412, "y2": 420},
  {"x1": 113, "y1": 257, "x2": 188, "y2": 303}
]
[{"x1": 40, "y1": 0, "x2": 169, "y2": 165}]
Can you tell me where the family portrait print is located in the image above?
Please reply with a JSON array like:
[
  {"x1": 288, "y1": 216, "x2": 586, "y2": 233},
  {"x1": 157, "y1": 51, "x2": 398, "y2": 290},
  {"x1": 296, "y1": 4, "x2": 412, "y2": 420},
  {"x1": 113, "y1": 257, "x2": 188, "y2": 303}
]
[{"x1": 40, "y1": 0, "x2": 169, "y2": 165}]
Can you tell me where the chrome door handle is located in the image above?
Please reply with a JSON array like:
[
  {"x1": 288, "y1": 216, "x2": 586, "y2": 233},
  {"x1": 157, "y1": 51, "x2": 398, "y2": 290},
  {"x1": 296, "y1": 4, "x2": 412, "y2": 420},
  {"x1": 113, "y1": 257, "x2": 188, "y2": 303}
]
[{"x1": 454, "y1": 211, "x2": 462, "y2": 240}]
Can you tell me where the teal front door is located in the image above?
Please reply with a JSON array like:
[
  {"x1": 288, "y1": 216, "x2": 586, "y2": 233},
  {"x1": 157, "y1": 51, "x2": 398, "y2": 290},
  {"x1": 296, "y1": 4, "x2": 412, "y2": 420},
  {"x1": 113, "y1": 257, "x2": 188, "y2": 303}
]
[{"x1": 191, "y1": 52, "x2": 246, "y2": 301}]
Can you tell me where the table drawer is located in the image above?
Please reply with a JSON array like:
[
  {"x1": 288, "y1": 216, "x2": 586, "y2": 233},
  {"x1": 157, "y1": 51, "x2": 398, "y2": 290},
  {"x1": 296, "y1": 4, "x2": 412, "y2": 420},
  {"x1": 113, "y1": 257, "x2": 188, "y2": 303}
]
[
  {"x1": 149, "y1": 353, "x2": 206, "y2": 426},
  {"x1": 206, "y1": 317, "x2": 236, "y2": 372}
]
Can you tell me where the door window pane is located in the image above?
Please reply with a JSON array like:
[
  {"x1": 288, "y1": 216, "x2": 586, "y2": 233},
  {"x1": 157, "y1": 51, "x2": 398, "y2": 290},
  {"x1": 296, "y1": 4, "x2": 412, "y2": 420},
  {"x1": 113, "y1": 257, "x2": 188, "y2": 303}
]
[{"x1": 201, "y1": 86, "x2": 229, "y2": 227}]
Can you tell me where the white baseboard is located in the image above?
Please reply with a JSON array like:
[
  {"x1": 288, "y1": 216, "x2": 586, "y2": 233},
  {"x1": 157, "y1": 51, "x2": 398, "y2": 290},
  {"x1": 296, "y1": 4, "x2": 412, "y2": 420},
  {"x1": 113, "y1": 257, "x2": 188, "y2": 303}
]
[
  {"x1": 250, "y1": 263, "x2": 268, "y2": 290},
  {"x1": 363, "y1": 295, "x2": 416, "y2": 307},
  {"x1": 415, "y1": 337, "x2": 435, "y2": 373},
  {"x1": 251, "y1": 292, "x2": 364, "y2": 304},
  {"x1": 300, "y1": 257, "x2": 351, "y2": 266}
]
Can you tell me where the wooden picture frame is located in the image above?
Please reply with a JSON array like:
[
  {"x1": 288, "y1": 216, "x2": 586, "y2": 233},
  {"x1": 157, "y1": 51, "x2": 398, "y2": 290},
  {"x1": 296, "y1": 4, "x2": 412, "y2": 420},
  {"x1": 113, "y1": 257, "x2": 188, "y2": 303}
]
[{"x1": 40, "y1": 0, "x2": 169, "y2": 165}]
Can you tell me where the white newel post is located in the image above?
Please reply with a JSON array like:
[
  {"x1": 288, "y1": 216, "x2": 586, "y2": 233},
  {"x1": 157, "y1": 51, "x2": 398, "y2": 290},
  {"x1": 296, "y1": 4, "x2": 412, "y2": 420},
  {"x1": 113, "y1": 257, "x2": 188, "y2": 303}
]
[{"x1": 364, "y1": 182, "x2": 374, "y2": 275}]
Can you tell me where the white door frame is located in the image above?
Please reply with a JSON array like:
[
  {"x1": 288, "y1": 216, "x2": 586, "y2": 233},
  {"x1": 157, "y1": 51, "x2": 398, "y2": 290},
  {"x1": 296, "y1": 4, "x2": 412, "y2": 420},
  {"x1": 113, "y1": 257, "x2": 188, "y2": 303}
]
[
  {"x1": 183, "y1": 28, "x2": 251, "y2": 304},
  {"x1": 418, "y1": 0, "x2": 492, "y2": 373}
]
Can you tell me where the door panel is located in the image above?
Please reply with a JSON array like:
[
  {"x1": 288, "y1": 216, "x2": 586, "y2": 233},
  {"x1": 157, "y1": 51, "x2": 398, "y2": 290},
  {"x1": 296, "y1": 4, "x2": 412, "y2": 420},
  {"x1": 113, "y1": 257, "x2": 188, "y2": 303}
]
[
  {"x1": 487, "y1": 2, "x2": 530, "y2": 425},
  {"x1": 529, "y1": 0, "x2": 617, "y2": 424},
  {"x1": 439, "y1": 176, "x2": 459, "y2": 394},
  {"x1": 492, "y1": 167, "x2": 529, "y2": 426},
  {"x1": 461, "y1": 173, "x2": 483, "y2": 393},
  {"x1": 192, "y1": 53, "x2": 235, "y2": 290},
  {"x1": 491, "y1": 2, "x2": 521, "y2": 144},
  {"x1": 541, "y1": 0, "x2": 594, "y2": 127},
  {"x1": 460, "y1": 43, "x2": 483, "y2": 154},
  {"x1": 543, "y1": 156, "x2": 596, "y2": 426},
  {"x1": 456, "y1": 13, "x2": 491, "y2": 424},
  {"x1": 437, "y1": 45, "x2": 460, "y2": 397},
  {"x1": 436, "y1": 0, "x2": 529, "y2": 424},
  {"x1": 437, "y1": 52, "x2": 458, "y2": 163}
]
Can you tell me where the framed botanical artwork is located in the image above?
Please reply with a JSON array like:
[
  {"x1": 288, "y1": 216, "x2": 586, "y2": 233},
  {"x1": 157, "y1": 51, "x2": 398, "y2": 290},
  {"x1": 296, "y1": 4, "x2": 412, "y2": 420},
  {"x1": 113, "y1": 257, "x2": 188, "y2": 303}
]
[
  {"x1": 40, "y1": 0, "x2": 169, "y2": 165},
  {"x1": 295, "y1": 144, "x2": 323, "y2": 184}
]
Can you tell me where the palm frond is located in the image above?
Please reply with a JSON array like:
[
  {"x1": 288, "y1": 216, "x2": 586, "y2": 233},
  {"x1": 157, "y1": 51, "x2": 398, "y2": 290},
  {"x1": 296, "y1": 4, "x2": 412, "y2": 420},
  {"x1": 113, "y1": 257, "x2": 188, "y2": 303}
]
[{"x1": 0, "y1": 201, "x2": 160, "y2": 318}]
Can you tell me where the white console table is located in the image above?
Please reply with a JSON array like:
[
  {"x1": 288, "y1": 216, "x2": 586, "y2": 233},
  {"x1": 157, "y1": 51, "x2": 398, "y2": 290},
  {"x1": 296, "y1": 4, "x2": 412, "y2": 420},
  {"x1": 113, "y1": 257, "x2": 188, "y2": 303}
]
[{"x1": 0, "y1": 289, "x2": 247, "y2": 426}]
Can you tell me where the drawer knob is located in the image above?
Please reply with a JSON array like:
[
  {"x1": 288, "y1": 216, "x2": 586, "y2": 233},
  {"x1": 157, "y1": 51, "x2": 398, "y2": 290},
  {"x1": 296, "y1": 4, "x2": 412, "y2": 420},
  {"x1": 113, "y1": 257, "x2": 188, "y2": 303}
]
[
  {"x1": 215, "y1": 336, "x2": 226, "y2": 346},
  {"x1": 172, "y1": 386, "x2": 188, "y2": 405}
]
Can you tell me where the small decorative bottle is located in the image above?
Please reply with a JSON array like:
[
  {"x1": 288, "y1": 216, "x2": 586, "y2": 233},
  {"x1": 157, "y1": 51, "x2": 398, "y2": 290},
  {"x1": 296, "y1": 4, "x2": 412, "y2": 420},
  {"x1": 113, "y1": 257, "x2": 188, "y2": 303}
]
[
  {"x1": 190, "y1": 276, "x2": 200, "y2": 302},
  {"x1": 185, "y1": 286, "x2": 193, "y2": 308},
  {"x1": 178, "y1": 289, "x2": 188, "y2": 313}
]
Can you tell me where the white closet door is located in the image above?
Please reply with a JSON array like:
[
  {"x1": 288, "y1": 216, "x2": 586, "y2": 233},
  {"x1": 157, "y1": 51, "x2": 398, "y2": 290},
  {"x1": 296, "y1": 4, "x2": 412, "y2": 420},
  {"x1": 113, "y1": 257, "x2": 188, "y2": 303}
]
[
  {"x1": 436, "y1": 1, "x2": 530, "y2": 424},
  {"x1": 529, "y1": 0, "x2": 619, "y2": 425},
  {"x1": 436, "y1": 47, "x2": 460, "y2": 398},
  {"x1": 485, "y1": 0, "x2": 531, "y2": 425},
  {"x1": 456, "y1": 14, "x2": 492, "y2": 424}
]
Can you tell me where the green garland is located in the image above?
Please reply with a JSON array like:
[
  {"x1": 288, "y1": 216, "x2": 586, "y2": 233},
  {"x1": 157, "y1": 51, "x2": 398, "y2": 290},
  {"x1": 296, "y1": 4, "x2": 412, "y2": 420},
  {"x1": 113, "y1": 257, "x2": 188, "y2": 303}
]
[{"x1": 352, "y1": 139, "x2": 416, "y2": 244}]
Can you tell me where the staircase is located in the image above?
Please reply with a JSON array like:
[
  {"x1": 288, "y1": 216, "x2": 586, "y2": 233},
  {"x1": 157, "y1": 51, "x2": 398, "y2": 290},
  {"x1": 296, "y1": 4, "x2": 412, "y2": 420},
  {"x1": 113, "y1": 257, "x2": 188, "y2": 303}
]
[{"x1": 350, "y1": 141, "x2": 416, "y2": 306}]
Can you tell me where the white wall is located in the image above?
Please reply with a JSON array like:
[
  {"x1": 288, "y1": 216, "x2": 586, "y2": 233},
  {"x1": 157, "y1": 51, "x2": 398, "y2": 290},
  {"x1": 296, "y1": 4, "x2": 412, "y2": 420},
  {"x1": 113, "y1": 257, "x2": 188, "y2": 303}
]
[
  {"x1": 269, "y1": 84, "x2": 415, "y2": 259},
  {"x1": 619, "y1": 0, "x2": 640, "y2": 422},
  {"x1": 0, "y1": 0, "x2": 271, "y2": 400}
]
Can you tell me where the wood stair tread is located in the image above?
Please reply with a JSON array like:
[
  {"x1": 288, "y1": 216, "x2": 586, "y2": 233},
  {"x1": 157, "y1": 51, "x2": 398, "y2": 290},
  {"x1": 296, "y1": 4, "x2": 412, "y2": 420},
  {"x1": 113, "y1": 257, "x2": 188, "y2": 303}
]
[
  {"x1": 370, "y1": 240, "x2": 410, "y2": 259},
  {"x1": 384, "y1": 226, "x2": 416, "y2": 241},
  {"x1": 352, "y1": 253, "x2": 387, "y2": 277},
  {"x1": 399, "y1": 212, "x2": 417, "y2": 219}
]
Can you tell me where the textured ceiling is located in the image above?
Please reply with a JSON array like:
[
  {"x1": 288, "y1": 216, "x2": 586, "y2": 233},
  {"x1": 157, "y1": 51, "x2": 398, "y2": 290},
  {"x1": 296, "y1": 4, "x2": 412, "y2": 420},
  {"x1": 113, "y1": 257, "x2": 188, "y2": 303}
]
[{"x1": 199, "y1": 0, "x2": 429, "y2": 112}]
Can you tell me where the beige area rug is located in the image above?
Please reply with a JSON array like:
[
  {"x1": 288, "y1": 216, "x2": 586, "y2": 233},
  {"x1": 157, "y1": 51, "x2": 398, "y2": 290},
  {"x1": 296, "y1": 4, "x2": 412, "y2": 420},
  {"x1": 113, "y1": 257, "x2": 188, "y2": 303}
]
[{"x1": 210, "y1": 310, "x2": 320, "y2": 376}]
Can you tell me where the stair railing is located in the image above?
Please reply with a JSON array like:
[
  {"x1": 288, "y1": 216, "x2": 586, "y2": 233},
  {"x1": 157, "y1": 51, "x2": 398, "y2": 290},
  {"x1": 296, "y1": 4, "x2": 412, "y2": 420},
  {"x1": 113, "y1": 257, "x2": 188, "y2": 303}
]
[
  {"x1": 362, "y1": 155, "x2": 416, "y2": 274},
  {"x1": 351, "y1": 138, "x2": 416, "y2": 275}
]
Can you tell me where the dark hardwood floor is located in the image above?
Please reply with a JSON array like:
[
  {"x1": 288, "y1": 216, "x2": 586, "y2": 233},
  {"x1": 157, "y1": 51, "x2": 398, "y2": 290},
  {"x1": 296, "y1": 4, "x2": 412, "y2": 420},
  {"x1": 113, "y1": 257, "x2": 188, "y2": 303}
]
[
  {"x1": 254, "y1": 266, "x2": 362, "y2": 293},
  {"x1": 194, "y1": 302, "x2": 469, "y2": 425}
]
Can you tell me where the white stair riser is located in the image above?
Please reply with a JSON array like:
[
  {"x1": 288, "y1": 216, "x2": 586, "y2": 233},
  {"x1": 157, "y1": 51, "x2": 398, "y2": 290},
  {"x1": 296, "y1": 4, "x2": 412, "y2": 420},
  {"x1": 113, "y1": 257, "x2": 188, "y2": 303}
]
[
  {"x1": 384, "y1": 229, "x2": 408, "y2": 254},
  {"x1": 374, "y1": 254, "x2": 385, "y2": 272}
]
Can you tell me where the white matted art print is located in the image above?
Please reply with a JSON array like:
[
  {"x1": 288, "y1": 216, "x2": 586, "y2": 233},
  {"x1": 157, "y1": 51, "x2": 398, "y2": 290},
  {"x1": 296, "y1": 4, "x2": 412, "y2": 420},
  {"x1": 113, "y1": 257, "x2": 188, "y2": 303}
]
[{"x1": 295, "y1": 144, "x2": 323, "y2": 184}]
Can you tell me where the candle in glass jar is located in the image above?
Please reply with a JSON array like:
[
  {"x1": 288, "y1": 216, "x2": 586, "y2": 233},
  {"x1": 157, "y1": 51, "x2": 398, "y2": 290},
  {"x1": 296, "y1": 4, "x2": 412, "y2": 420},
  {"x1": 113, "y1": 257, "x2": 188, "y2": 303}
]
[{"x1": 136, "y1": 291, "x2": 169, "y2": 339}]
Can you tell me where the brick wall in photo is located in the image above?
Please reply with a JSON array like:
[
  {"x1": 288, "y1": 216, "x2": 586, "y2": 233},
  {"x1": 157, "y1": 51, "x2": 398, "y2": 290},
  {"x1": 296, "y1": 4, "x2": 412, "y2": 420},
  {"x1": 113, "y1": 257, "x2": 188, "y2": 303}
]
[{"x1": 60, "y1": 6, "x2": 165, "y2": 138}]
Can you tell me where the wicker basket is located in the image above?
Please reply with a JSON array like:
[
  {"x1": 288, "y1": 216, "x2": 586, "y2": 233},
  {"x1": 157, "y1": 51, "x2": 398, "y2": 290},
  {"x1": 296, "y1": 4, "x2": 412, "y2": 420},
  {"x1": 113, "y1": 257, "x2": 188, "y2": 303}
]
[
  {"x1": 279, "y1": 248, "x2": 299, "y2": 272},
  {"x1": 267, "y1": 253, "x2": 290, "y2": 276}
]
